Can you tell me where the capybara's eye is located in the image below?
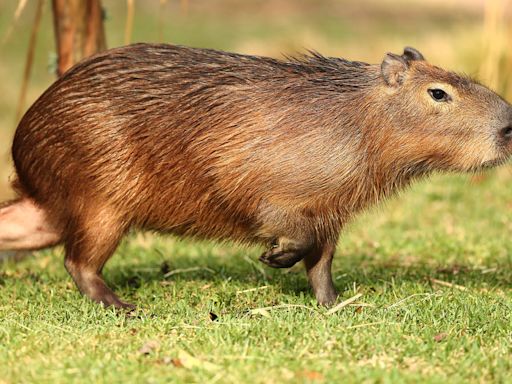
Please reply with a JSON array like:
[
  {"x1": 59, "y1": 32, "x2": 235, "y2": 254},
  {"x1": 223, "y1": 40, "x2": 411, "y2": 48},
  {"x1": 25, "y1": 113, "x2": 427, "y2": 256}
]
[{"x1": 428, "y1": 88, "x2": 449, "y2": 102}]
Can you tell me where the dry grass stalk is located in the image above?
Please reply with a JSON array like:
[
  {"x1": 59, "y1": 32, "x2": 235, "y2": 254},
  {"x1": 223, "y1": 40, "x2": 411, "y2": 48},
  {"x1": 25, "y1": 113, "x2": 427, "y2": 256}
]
[
  {"x1": 235, "y1": 286, "x2": 270, "y2": 295},
  {"x1": 506, "y1": 4, "x2": 512, "y2": 101},
  {"x1": 181, "y1": 0, "x2": 189, "y2": 16},
  {"x1": 1, "y1": 0, "x2": 29, "y2": 45},
  {"x1": 124, "y1": 0, "x2": 135, "y2": 45},
  {"x1": 158, "y1": 0, "x2": 168, "y2": 42},
  {"x1": 480, "y1": 0, "x2": 507, "y2": 92},
  {"x1": 16, "y1": 0, "x2": 45, "y2": 122},
  {"x1": 163, "y1": 266, "x2": 215, "y2": 277},
  {"x1": 326, "y1": 293, "x2": 363, "y2": 315},
  {"x1": 429, "y1": 278, "x2": 467, "y2": 291}
]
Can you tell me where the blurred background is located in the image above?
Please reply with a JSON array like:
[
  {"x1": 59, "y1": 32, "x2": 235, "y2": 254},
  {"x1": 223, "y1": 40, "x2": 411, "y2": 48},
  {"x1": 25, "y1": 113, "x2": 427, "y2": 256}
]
[{"x1": 0, "y1": 0, "x2": 512, "y2": 202}]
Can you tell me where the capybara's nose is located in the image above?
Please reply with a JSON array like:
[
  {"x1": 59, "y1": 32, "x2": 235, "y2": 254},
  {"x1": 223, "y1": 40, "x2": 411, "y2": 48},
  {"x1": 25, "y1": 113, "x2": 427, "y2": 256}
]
[{"x1": 499, "y1": 125, "x2": 512, "y2": 142}]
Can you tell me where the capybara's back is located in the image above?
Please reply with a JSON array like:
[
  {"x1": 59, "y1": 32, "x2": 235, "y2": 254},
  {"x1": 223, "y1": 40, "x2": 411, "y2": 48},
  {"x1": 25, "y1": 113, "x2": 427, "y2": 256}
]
[
  {"x1": 5, "y1": 44, "x2": 512, "y2": 308},
  {"x1": 14, "y1": 44, "x2": 362, "y2": 242}
]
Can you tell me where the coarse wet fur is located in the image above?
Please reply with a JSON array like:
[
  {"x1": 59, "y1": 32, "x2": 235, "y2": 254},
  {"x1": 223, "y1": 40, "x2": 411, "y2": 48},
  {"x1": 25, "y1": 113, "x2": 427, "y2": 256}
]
[{"x1": 1, "y1": 44, "x2": 512, "y2": 309}]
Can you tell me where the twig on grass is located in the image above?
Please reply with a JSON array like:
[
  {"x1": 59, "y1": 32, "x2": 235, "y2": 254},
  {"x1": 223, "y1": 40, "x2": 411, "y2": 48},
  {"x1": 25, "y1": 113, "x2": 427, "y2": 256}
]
[
  {"x1": 249, "y1": 304, "x2": 323, "y2": 318},
  {"x1": 429, "y1": 278, "x2": 467, "y2": 291},
  {"x1": 326, "y1": 293, "x2": 363, "y2": 315},
  {"x1": 164, "y1": 267, "x2": 215, "y2": 278},
  {"x1": 10, "y1": 320, "x2": 33, "y2": 333},
  {"x1": 386, "y1": 292, "x2": 437, "y2": 309},
  {"x1": 348, "y1": 303, "x2": 375, "y2": 308},
  {"x1": 236, "y1": 285, "x2": 270, "y2": 295},
  {"x1": 346, "y1": 321, "x2": 388, "y2": 330}
]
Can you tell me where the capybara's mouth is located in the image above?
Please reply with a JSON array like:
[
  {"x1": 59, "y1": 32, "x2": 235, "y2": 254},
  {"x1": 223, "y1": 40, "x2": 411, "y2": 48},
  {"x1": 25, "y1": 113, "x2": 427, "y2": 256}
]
[{"x1": 479, "y1": 157, "x2": 509, "y2": 170}]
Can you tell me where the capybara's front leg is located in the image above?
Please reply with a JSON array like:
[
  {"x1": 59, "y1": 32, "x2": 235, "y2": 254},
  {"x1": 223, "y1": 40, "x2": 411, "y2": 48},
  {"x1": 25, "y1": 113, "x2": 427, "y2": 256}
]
[
  {"x1": 259, "y1": 237, "x2": 311, "y2": 268},
  {"x1": 304, "y1": 244, "x2": 337, "y2": 306}
]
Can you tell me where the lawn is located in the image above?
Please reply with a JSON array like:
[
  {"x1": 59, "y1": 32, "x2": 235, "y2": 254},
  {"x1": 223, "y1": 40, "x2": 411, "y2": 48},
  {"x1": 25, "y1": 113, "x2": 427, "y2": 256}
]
[
  {"x1": 1, "y1": 1, "x2": 512, "y2": 383},
  {"x1": 1, "y1": 169, "x2": 512, "y2": 383}
]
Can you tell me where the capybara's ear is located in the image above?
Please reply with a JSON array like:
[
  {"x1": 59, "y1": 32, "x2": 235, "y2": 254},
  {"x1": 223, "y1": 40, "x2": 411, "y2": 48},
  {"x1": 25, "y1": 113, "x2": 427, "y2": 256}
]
[
  {"x1": 402, "y1": 47, "x2": 425, "y2": 62},
  {"x1": 381, "y1": 53, "x2": 408, "y2": 87}
]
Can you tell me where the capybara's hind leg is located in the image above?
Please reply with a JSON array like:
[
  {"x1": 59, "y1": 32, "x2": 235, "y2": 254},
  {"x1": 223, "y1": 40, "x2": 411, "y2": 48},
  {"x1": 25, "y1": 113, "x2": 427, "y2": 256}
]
[
  {"x1": 259, "y1": 237, "x2": 310, "y2": 268},
  {"x1": 304, "y1": 244, "x2": 338, "y2": 306},
  {"x1": 64, "y1": 210, "x2": 133, "y2": 309},
  {"x1": 0, "y1": 198, "x2": 61, "y2": 251}
]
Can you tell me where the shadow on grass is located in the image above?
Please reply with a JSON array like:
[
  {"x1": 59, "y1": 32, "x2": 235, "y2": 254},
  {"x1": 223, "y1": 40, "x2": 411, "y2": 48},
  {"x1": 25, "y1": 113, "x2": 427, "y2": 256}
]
[
  {"x1": 104, "y1": 249, "x2": 512, "y2": 300},
  {"x1": 2, "y1": 242, "x2": 510, "y2": 304}
]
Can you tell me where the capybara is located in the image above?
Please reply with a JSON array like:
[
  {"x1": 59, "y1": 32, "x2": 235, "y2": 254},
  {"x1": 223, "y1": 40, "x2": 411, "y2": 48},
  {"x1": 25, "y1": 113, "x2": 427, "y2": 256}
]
[{"x1": 1, "y1": 44, "x2": 512, "y2": 308}]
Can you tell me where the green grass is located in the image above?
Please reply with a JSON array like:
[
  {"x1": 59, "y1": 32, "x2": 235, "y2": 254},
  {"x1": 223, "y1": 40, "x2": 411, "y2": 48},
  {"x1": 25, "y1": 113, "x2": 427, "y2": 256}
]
[{"x1": 2, "y1": 170, "x2": 512, "y2": 383}]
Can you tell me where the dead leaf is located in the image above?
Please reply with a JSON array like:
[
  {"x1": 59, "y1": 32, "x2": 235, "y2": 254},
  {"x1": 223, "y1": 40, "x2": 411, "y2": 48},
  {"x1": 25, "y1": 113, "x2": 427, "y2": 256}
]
[
  {"x1": 297, "y1": 370, "x2": 324, "y2": 381},
  {"x1": 250, "y1": 308, "x2": 271, "y2": 318},
  {"x1": 433, "y1": 333, "x2": 447, "y2": 342},
  {"x1": 281, "y1": 368, "x2": 294, "y2": 380},
  {"x1": 156, "y1": 357, "x2": 172, "y2": 365},
  {"x1": 177, "y1": 349, "x2": 220, "y2": 372},
  {"x1": 171, "y1": 358, "x2": 184, "y2": 368},
  {"x1": 139, "y1": 340, "x2": 159, "y2": 355}
]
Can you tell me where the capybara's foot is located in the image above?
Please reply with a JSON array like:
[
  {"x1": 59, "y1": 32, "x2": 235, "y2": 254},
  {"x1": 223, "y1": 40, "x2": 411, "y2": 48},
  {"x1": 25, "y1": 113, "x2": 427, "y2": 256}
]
[
  {"x1": 92, "y1": 285, "x2": 135, "y2": 310},
  {"x1": 89, "y1": 279, "x2": 134, "y2": 309},
  {"x1": 65, "y1": 260, "x2": 135, "y2": 310},
  {"x1": 259, "y1": 247, "x2": 305, "y2": 268},
  {"x1": 107, "y1": 298, "x2": 136, "y2": 311},
  {"x1": 315, "y1": 288, "x2": 338, "y2": 307}
]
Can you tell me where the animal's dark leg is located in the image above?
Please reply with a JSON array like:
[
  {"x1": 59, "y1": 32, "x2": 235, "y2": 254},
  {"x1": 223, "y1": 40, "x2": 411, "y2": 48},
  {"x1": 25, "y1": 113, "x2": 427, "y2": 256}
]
[
  {"x1": 64, "y1": 209, "x2": 132, "y2": 309},
  {"x1": 304, "y1": 243, "x2": 337, "y2": 306},
  {"x1": 259, "y1": 237, "x2": 311, "y2": 268}
]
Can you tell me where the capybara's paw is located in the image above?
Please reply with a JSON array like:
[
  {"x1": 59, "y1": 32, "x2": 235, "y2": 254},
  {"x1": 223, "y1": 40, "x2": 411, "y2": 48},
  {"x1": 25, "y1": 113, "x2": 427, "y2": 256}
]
[
  {"x1": 315, "y1": 290, "x2": 338, "y2": 307},
  {"x1": 85, "y1": 280, "x2": 136, "y2": 311},
  {"x1": 259, "y1": 248, "x2": 305, "y2": 268},
  {"x1": 111, "y1": 299, "x2": 136, "y2": 311},
  {"x1": 99, "y1": 297, "x2": 136, "y2": 313}
]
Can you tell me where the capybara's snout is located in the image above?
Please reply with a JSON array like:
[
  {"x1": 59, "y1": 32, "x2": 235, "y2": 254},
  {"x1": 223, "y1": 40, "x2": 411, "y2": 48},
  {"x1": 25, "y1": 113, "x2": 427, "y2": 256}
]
[
  {"x1": 495, "y1": 106, "x2": 512, "y2": 151},
  {"x1": 498, "y1": 124, "x2": 512, "y2": 143}
]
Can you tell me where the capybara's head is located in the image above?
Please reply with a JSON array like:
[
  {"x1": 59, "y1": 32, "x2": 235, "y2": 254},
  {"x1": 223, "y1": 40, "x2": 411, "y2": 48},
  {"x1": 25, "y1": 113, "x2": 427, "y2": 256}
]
[{"x1": 376, "y1": 47, "x2": 512, "y2": 172}]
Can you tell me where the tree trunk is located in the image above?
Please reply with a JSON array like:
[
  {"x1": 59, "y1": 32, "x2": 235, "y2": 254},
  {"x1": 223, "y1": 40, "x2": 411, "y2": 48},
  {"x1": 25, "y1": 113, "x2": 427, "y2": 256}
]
[{"x1": 52, "y1": 0, "x2": 106, "y2": 77}]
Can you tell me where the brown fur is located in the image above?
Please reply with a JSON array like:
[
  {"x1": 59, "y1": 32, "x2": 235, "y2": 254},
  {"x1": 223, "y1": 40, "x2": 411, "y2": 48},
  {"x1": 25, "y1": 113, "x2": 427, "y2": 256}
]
[{"x1": 3, "y1": 44, "x2": 512, "y2": 308}]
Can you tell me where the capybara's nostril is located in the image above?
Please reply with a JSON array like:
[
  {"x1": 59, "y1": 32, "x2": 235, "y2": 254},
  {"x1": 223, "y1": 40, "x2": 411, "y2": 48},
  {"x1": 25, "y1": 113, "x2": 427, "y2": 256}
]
[{"x1": 499, "y1": 125, "x2": 512, "y2": 141}]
